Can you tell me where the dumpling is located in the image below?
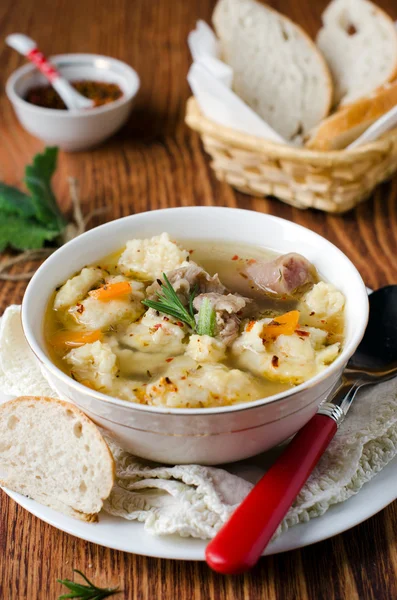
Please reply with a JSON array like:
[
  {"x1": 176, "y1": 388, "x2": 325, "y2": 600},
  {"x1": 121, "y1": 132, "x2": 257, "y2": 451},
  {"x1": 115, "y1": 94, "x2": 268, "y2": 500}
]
[
  {"x1": 54, "y1": 267, "x2": 105, "y2": 310},
  {"x1": 118, "y1": 233, "x2": 189, "y2": 280}
]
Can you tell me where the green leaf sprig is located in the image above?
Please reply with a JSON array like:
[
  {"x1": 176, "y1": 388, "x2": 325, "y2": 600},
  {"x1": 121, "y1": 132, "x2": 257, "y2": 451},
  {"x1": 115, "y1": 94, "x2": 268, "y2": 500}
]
[
  {"x1": 142, "y1": 273, "x2": 217, "y2": 337},
  {"x1": 142, "y1": 273, "x2": 197, "y2": 330},
  {"x1": 57, "y1": 569, "x2": 119, "y2": 599},
  {"x1": 0, "y1": 147, "x2": 66, "y2": 252}
]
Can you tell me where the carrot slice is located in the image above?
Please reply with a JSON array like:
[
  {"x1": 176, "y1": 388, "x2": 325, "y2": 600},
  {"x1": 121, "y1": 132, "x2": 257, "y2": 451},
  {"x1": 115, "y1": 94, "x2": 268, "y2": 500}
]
[
  {"x1": 89, "y1": 281, "x2": 131, "y2": 301},
  {"x1": 49, "y1": 330, "x2": 102, "y2": 348},
  {"x1": 260, "y1": 310, "x2": 300, "y2": 343}
]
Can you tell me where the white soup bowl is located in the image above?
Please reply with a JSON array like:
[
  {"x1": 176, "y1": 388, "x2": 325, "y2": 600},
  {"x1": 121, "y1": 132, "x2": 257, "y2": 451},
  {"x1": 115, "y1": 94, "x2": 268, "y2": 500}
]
[{"x1": 21, "y1": 207, "x2": 369, "y2": 464}]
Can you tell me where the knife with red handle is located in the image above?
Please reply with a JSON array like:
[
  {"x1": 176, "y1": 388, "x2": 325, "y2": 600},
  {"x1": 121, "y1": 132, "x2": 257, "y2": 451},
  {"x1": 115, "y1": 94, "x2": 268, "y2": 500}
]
[{"x1": 205, "y1": 377, "x2": 362, "y2": 574}]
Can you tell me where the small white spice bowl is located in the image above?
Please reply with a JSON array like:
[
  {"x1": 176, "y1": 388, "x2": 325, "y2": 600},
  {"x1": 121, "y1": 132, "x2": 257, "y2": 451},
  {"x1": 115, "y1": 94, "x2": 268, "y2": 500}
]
[{"x1": 6, "y1": 53, "x2": 140, "y2": 151}]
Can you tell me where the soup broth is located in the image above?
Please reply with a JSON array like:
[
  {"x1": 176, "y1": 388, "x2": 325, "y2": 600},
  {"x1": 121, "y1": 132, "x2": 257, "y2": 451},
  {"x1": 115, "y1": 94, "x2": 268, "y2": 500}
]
[{"x1": 45, "y1": 235, "x2": 345, "y2": 409}]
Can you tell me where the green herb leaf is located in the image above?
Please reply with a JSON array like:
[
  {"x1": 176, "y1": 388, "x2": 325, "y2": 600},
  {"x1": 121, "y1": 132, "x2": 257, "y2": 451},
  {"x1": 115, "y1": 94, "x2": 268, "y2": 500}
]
[
  {"x1": 142, "y1": 273, "x2": 197, "y2": 330},
  {"x1": 0, "y1": 147, "x2": 66, "y2": 253},
  {"x1": 24, "y1": 146, "x2": 66, "y2": 232},
  {"x1": 0, "y1": 183, "x2": 37, "y2": 219},
  {"x1": 57, "y1": 569, "x2": 119, "y2": 600},
  {"x1": 0, "y1": 215, "x2": 60, "y2": 252},
  {"x1": 196, "y1": 297, "x2": 216, "y2": 337}
]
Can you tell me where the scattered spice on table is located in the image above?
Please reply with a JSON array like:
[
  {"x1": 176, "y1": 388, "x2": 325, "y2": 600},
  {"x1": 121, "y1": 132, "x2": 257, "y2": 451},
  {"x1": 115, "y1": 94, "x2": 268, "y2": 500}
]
[{"x1": 25, "y1": 80, "x2": 123, "y2": 109}]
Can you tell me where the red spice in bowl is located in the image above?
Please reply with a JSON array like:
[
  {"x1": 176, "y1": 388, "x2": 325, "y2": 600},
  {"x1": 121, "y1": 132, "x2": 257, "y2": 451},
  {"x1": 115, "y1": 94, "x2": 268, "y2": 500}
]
[{"x1": 25, "y1": 80, "x2": 123, "y2": 109}]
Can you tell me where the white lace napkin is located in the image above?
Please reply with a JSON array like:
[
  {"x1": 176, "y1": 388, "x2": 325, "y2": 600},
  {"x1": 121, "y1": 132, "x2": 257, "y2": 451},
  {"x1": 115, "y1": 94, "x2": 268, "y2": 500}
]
[{"x1": 1, "y1": 305, "x2": 396, "y2": 539}]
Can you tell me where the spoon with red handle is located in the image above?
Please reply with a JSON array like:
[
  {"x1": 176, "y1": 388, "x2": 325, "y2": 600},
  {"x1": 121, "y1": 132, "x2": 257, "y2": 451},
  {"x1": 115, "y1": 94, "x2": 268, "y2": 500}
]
[
  {"x1": 206, "y1": 286, "x2": 397, "y2": 574},
  {"x1": 6, "y1": 34, "x2": 94, "y2": 110}
]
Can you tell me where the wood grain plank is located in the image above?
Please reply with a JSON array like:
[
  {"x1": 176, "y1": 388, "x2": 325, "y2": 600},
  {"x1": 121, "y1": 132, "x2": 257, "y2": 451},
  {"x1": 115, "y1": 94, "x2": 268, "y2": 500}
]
[{"x1": 0, "y1": 0, "x2": 396, "y2": 598}]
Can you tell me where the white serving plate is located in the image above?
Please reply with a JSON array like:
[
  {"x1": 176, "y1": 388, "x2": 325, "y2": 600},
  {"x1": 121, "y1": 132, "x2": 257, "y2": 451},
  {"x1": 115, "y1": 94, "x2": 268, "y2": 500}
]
[{"x1": 2, "y1": 386, "x2": 396, "y2": 560}]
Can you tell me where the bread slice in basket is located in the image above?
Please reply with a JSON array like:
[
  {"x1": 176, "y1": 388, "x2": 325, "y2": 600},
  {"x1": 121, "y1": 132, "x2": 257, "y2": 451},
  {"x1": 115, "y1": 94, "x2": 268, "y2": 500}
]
[
  {"x1": 306, "y1": 80, "x2": 397, "y2": 150},
  {"x1": 0, "y1": 396, "x2": 115, "y2": 522},
  {"x1": 212, "y1": 0, "x2": 333, "y2": 141},
  {"x1": 317, "y1": 0, "x2": 397, "y2": 107}
]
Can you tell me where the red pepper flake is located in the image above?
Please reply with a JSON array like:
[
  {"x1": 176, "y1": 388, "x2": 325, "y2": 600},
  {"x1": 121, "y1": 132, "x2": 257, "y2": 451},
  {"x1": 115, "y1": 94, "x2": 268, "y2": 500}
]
[
  {"x1": 321, "y1": 319, "x2": 326, "y2": 324},
  {"x1": 268, "y1": 320, "x2": 282, "y2": 327},
  {"x1": 271, "y1": 355, "x2": 279, "y2": 368},
  {"x1": 152, "y1": 324, "x2": 162, "y2": 331},
  {"x1": 246, "y1": 320, "x2": 256, "y2": 332},
  {"x1": 295, "y1": 329, "x2": 310, "y2": 337},
  {"x1": 240, "y1": 273, "x2": 248, "y2": 279},
  {"x1": 232, "y1": 255, "x2": 239, "y2": 261},
  {"x1": 176, "y1": 321, "x2": 184, "y2": 327},
  {"x1": 310, "y1": 311, "x2": 315, "y2": 316},
  {"x1": 76, "y1": 303, "x2": 84, "y2": 314},
  {"x1": 189, "y1": 249, "x2": 194, "y2": 254},
  {"x1": 25, "y1": 80, "x2": 123, "y2": 110},
  {"x1": 181, "y1": 376, "x2": 186, "y2": 380},
  {"x1": 166, "y1": 357, "x2": 174, "y2": 363},
  {"x1": 163, "y1": 316, "x2": 169, "y2": 321},
  {"x1": 247, "y1": 259, "x2": 256, "y2": 265}
]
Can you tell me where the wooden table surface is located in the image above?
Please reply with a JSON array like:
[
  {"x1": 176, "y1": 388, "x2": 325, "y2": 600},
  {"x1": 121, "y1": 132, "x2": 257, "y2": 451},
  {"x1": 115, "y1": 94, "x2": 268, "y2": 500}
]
[{"x1": 1, "y1": 0, "x2": 397, "y2": 598}]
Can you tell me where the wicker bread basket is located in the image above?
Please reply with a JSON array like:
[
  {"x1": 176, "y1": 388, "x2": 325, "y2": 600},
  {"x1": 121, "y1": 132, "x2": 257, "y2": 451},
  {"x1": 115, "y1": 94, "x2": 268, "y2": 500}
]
[{"x1": 185, "y1": 96, "x2": 397, "y2": 213}]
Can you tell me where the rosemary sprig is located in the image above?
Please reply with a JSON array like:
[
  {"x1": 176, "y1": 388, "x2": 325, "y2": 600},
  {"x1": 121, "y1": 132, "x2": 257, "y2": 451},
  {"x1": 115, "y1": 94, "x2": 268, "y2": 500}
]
[
  {"x1": 142, "y1": 273, "x2": 197, "y2": 330},
  {"x1": 57, "y1": 569, "x2": 119, "y2": 599},
  {"x1": 142, "y1": 274, "x2": 217, "y2": 337}
]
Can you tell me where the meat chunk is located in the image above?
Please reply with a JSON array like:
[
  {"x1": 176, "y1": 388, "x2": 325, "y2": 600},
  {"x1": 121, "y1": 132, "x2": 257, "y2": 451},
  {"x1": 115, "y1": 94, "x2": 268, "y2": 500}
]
[
  {"x1": 245, "y1": 253, "x2": 318, "y2": 297},
  {"x1": 146, "y1": 262, "x2": 226, "y2": 303},
  {"x1": 147, "y1": 265, "x2": 255, "y2": 346},
  {"x1": 193, "y1": 292, "x2": 246, "y2": 314},
  {"x1": 193, "y1": 292, "x2": 253, "y2": 346},
  {"x1": 217, "y1": 314, "x2": 240, "y2": 346}
]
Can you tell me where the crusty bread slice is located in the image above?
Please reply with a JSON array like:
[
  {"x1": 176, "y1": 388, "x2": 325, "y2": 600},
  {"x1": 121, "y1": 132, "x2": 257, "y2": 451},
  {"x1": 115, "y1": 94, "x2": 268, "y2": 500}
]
[
  {"x1": 306, "y1": 81, "x2": 397, "y2": 150},
  {"x1": 317, "y1": 0, "x2": 397, "y2": 107},
  {"x1": 0, "y1": 396, "x2": 115, "y2": 522},
  {"x1": 212, "y1": 0, "x2": 333, "y2": 141}
]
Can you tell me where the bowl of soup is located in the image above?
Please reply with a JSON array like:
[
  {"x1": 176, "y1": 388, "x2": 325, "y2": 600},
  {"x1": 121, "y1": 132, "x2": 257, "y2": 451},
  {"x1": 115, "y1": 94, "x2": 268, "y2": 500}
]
[{"x1": 21, "y1": 207, "x2": 369, "y2": 464}]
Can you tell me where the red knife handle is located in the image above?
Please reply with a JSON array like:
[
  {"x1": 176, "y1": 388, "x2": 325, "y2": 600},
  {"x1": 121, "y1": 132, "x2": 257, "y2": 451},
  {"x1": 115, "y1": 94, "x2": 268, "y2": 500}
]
[{"x1": 206, "y1": 413, "x2": 337, "y2": 574}]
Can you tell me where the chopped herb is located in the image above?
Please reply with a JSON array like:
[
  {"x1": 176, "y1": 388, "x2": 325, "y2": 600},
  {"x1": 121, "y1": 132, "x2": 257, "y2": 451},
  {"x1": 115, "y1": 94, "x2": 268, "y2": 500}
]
[{"x1": 196, "y1": 297, "x2": 216, "y2": 337}]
